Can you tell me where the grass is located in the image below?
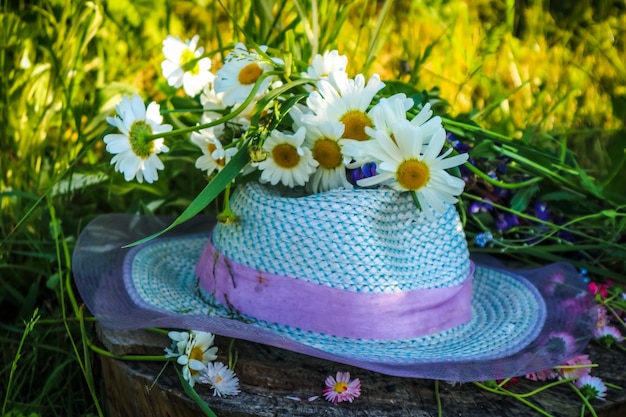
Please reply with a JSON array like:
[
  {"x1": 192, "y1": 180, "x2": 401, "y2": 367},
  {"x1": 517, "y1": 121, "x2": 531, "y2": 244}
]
[{"x1": 1, "y1": 0, "x2": 625, "y2": 415}]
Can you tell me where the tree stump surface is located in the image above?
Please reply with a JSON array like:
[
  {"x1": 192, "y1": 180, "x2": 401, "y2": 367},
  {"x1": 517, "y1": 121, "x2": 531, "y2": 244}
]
[{"x1": 96, "y1": 326, "x2": 626, "y2": 417}]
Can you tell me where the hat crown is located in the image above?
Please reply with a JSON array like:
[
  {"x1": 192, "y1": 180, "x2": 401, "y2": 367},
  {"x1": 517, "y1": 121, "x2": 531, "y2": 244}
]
[{"x1": 213, "y1": 182, "x2": 471, "y2": 293}]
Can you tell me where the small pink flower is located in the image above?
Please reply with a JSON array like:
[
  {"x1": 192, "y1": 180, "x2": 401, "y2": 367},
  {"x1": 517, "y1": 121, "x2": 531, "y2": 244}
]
[
  {"x1": 575, "y1": 375, "x2": 607, "y2": 401},
  {"x1": 596, "y1": 306, "x2": 610, "y2": 328},
  {"x1": 588, "y1": 282, "x2": 609, "y2": 299},
  {"x1": 323, "y1": 372, "x2": 361, "y2": 404},
  {"x1": 525, "y1": 369, "x2": 557, "y2": 381},
  {"x1": 557, "y1": 354, "x2": 592, "y2": 380}
]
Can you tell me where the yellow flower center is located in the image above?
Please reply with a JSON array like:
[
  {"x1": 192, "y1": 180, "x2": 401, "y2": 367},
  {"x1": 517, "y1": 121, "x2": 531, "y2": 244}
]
[
  {"x1": 180, "y1": 48, "x2": 200, "y2": 75},
  {"x1": 207, "y1": 142, "x2": 226, "y2": 167},
  {"x1": 189, "y1": 346, "x2": 204, "y2": 362},
  {"x1": 396, "y1": 159, "x2": 430, "y2": 190},
  {"x1": 216, "y1": 376, "x2": 223, "y2": 383},
  {"x1": 129, "y1": 120, "x2": 155, "y2": 159},
  {"x1": 189, "y1": 346, "x2": 204, "y2": 375},
  {"x1": 238, "y1": 62, "x2": 263, "y2": 85},
  {"x1": 340, "y1": 110, "x2": 372, "y2": 141},
  {"x1": 333, "y1": 382, "x2": 348, "y2": 393},
  {"x1": 272, "y1": 143, "x2": 300, "y2": 168},
  {"x1": 312, "y1": 138, "x2": 342, "y2": 169}
]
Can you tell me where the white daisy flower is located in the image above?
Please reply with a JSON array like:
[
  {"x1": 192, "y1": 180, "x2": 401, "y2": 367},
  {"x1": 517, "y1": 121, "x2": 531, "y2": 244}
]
[
  {"x1": 161, "y1": 35, "x2": 214, "y2": 97},
  {"x1": 164, "y1": 331, "x2": 191, "y2": 358},
  {"x1": 305, "y1": 71, "x2": 384, "y2": 141},
  {"x1": 304, "y1": 50, "x2": 348, "y2": 79},
  {"x1": 357, "y1": 121, "x2": 468, "y2": 219},
  {"x1": 255, "y1": 127, "x2": 318, "y2": 187},
  {"x1": 342, "y1": 98, "x2": 442, "y2": 166},
  {"x1": 199, "y1": 362, "x2": 240, "y2": 397},
  {"x1": 369, "y1": 94, "x2": 441, "y2": 142},
  {"x1": 575, "y1": 375, "x2": 607, "y2": 401},
  {"x1": 214, "y1": 43, "x2": 281, "y2": 107},
  {"x1": 303, "y1": 122, "x2": 353, "y2": 193},
  {"x1": 288, "y1": 102, "x2": 313, "y2": 132},
  {"x1": 593, "y1": 325, "x2": 624, "y2": 348},
  {"x1": 176, "y1": 331, "x2": 219, "y2": 387},
  {"x1": 191, "y1": 129, "x2": 238, "y2": 175},
  {"x1": 368, "y1": 93, "x2": 414, "y2": 135},
  {"x1": 409, "y1": 102, "x2": 439, "y2": 129},
  {"x1": 200, "y1": 82, "x2": 226, "y2": 117},
  {"x1": 104, "y1": 94, "x2": 171, "y2": 184}
]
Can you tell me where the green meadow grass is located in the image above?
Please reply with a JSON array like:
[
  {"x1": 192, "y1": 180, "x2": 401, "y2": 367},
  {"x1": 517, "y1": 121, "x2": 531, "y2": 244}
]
[{"x1": 1, "y1": 0, "x2": 625, "y2": 415}]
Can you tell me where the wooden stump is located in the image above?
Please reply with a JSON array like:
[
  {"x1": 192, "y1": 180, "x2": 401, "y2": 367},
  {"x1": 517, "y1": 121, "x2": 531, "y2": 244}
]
[{"x1": 96, "y1": 326, "x2": 626, "y2": 417}]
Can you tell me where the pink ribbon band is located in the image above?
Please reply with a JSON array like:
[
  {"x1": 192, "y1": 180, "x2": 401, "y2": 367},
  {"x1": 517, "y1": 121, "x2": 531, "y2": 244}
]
[{"x1": 196, "y1": 238, "x2": 474, "y2": 340}]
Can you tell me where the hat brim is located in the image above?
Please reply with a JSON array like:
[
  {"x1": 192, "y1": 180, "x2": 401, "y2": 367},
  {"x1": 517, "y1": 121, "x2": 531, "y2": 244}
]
[{"x1": 73, "y1": 214, "x2": 596, "y2": 382}]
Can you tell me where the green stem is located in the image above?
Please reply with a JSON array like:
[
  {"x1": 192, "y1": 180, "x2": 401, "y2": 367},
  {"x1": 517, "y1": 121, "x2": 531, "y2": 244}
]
[
  {"x1": 464, "y1": 162, "x2": 543, "y2": 189},
  {"x1": 473, "y1": 382, "x2": 555, "y2": 417},
  {"x1": 515, "y1": 378, "x2": 574, "y2": 398},
  {"x1": 604, "y1": 303, "x2": 626, "y2": 329},
  {"x1": 498, "y1": 145, "x2": 582, "y2": 190},
  {"x1": 442, "y1": 117, "x2": 597, "y2": 197},
  {"x1": 464, "y1": 193, "x2": 625, "y2": 251},
  {"x1": 605, "y1": 382, "x2": 623, "y2": 390},
  {"x1": 49, "y1": 198, "x2": 105, "y2": 417},
  {"x1": 435, "y1": 380, "x2": 442, "y2": 417},
  {"x1": 567, "y1": 381, "x2": 598, "y2": 417},
  {"x1": 86, "y1": 338, "x2": 172, "y2": 362},
  {"x1": 442, "y1": 117, "x2": 516, "y2": 143},
  {"x1": 144, "y1": 70, "x2": 284, "y2": 141},
  {"x1": 2, "y1": 309, "x2": 40, "y2": 416}
]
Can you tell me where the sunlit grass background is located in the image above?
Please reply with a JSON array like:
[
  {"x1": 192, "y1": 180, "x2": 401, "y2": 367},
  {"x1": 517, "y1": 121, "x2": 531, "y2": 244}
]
[{"x1": 1, "y1": 0, "x2": 625, "y2": 415}]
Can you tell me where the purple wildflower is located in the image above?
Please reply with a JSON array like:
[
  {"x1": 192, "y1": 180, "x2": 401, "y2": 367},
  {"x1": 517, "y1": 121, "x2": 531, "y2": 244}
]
[
  {"x1": 534, "y1": 202, "x2": 550, "y2": 221},
  {"x1": 496, "y1": 212, "x2": 519, "y2": 231},
  {"x1": 470, "y1": 199, "x2": 493, "y2": 214},
  {"x1": 348, "y1": 162, "x2": 377, "y2": 186}
]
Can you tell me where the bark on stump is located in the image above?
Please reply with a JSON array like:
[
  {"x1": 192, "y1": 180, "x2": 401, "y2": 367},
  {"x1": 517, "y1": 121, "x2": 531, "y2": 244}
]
[{"x1": 97, "y1": 326, "x2": 626, "y2": 417}]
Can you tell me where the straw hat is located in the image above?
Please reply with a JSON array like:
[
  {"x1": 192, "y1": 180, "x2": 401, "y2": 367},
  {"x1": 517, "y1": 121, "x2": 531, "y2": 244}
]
[{"x1": 73, "y1": 182, "x2": 596, "y2": 381}]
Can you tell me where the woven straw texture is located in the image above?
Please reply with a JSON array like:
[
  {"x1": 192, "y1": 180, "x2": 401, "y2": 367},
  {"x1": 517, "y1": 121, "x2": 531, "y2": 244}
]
[
  {"x1": 213, "y1": 182, "x2": 471, "y2": 292},
  {"x1": 73, "y1": 214, "x2": 597, "y2": 381},
  {"x1": 130, "y1": 236, "x2": 545, "y2": 363}
]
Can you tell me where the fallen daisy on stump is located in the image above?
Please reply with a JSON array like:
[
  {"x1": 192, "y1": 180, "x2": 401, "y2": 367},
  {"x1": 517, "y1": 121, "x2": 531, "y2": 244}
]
[
  {"x1": 199, "y1": 361, "x2": 241, "y2": 397},
  {"x1": 323, "y1": 372, "x2": 361, "y2": 404},
  {"x1": 163, "y1": 330, "x2": 239, "y2": 394}
]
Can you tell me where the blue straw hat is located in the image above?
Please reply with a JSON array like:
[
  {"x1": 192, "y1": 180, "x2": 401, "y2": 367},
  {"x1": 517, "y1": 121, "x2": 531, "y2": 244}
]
[{"x1": 73, "y1": 182, "x2": 596, "y2": 381}]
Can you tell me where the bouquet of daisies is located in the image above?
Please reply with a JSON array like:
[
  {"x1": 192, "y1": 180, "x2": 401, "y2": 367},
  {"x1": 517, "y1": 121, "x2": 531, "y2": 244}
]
[{"x1": 103, "y1": 36, "x2": 468, "y2": 226}]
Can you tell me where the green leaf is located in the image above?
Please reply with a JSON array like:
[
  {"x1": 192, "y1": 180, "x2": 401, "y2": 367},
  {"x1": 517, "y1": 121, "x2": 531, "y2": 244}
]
[
  {"x1": 124, "y1": 141, "x2": 250, "y2": 247},
  {"x1": 176, "y1": 368, "x2": 219, "y2": 417},
  {"x1": 46, "y1": 273, "x2": 60, "y2": 290},
  {"x1": 469, "y1": 139, "x2": 497, "y2": 159},
  {"x1": 539, "y1": 190, "x2": 583, "y2": 201},
  {"x1": 169, "y1": 96, "x2": 202, "y2": 111},
  {"x1": 601, "y1": 209, "x2": 617, "y2": 219},
  {"x1": 249, "y1": 78, "x2": 311, "y2": 127},
  {"x1": 510, "y1": 184, "x2": 539, "y2": 212}
]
